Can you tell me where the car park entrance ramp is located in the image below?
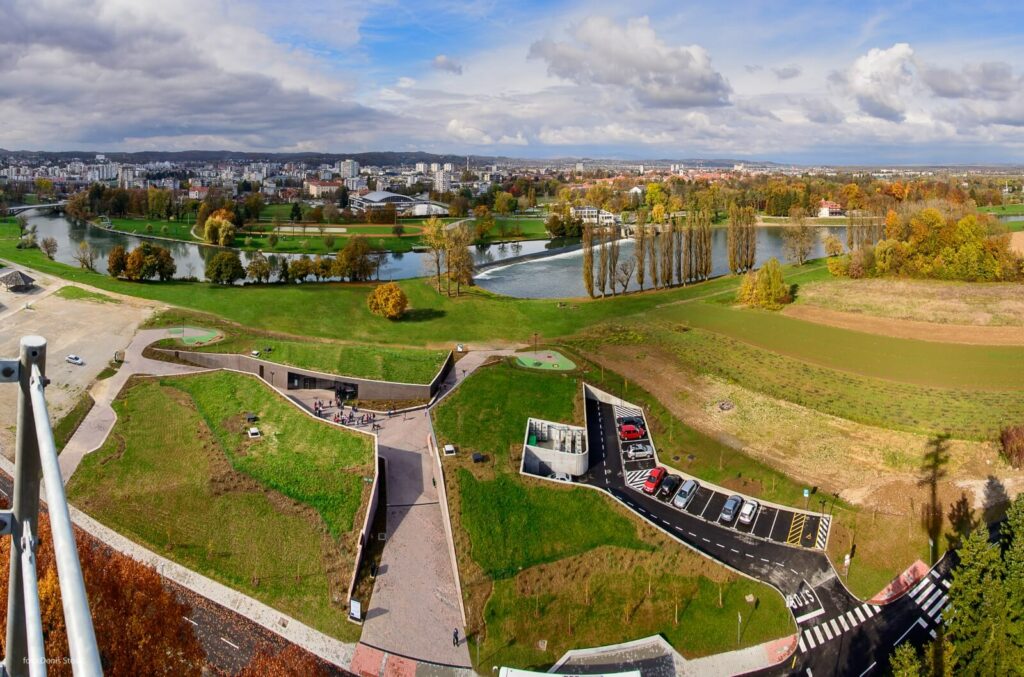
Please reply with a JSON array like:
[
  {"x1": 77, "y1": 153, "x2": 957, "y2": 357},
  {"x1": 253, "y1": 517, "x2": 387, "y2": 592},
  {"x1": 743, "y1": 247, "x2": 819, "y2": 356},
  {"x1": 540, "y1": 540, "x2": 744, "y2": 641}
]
[{"x1": 582, "y1": 383, "x2": 832, "y2": 552}]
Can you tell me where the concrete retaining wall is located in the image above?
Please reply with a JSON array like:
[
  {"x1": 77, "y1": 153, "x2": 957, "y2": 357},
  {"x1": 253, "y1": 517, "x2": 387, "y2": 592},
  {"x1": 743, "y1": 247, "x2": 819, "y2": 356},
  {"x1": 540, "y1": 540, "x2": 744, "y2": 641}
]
[
  {"x1": 347, "y1": 454, "x2": 385, "y2": 612},
  {"x1": 425, "y1": 431, "x2": 468, "y2": 626},
  {"x1": 163, "y1": 349, "x2": 455, "y2": 402}
]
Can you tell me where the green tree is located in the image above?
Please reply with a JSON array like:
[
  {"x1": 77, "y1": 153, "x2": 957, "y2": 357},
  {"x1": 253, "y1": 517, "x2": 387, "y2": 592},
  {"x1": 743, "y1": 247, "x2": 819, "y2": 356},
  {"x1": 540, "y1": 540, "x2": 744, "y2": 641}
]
[
  {"x1": 889, "y1": 642, "x2": 923, "y2": 677},
  {"x1": 205, "y1": 251, "x2": 245, "y2": 285},
  {"x1": 421, "y1": 216, "x2": 448, "y2": 290},
  {"x1": 634, "y1": 223, "x2": 647, "y2": 291},
  {"x1": 737, "y1": 257, "x2": 790, "y2": 310},
  {"x1": 582, "y1": 225, "x2": 595, "y2": 298},
  {"x1": 246, "y1": 252, "x2": 272, "y2": 283},
  {"x1": 947, "y1": 528, "x2": 1016, "y2": 674},
  {"x1": 290, "y1": 202, "x2": 302, "y2": 222}
]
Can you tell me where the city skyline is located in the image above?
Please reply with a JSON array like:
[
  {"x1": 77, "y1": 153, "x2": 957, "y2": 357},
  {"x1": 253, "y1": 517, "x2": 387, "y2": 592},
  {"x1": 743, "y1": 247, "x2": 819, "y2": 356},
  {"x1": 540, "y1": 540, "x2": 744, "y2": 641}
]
[{"x1": 2, "y1": 1, "x2": 1024, "y2": 163}]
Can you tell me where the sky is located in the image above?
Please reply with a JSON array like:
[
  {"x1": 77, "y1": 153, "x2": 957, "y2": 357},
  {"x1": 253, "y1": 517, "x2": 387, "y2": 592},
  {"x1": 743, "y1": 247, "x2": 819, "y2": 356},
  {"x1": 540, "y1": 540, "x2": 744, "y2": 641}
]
[{"x1": 2, "y1": 0, "x2": 1024, "y2": 164}]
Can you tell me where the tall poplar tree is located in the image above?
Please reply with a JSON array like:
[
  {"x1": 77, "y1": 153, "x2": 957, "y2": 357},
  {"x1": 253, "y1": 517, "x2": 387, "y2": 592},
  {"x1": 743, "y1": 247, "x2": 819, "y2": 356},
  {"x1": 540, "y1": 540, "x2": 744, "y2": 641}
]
[
  {"x1": 582, "y1": 225, "x2": 595, "y2": 298},
  {"x1": 661, "y1": 221, "x2": 673, "y2": 287},
  {"x1": 608, "y1": 235, "x2": 620, "y2": 296},
  {"x1": 634, "y1": 223, "x2": 647, "y2": 291},
  {"x1": 597, "y1": 229, "x2": 609, "y2": 297},
  {"x1": 648, "y1": 231, "x2": 659, "y2": 288}
]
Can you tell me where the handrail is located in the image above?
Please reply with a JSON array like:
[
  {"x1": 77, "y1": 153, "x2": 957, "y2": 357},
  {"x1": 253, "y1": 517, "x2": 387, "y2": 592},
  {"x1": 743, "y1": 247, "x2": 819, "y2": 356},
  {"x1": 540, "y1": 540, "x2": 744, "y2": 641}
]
[{"x1": 2, "y1": 337, "x2": 102, "y2": 677}]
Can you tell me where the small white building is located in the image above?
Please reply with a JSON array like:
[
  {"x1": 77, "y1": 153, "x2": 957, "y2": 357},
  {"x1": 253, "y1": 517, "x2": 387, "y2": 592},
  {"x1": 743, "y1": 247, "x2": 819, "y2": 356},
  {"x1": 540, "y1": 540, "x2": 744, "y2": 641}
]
[
  {"x1": 521, "y1": 418, "x2": 588, "y2": 478},
  {"x1": 571, "y1": 205, "x2": 619, "y2": 226},
  {"x1": 818, "y1": 199, "x2": 844, "y2": 218}
]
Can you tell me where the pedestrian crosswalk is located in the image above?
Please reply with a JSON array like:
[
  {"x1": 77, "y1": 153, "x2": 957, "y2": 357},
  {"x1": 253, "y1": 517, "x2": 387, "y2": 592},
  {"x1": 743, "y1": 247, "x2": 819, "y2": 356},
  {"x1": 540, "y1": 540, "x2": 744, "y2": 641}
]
[
  {"x1": 614, "y1": 403, "x2": 643, "y2": 421},
  {"x1": 909, "y1": 570, "x2": 951, "y2": 623},
  {"x1": 625, "y1": 469, "x2": 649, "y2": 488},
  {"x1": 797, "y1": 602, "x2": 881, "y2": 653},
  {"x1": 815, "y1": 516, "x2": 831, "y2": 549}
]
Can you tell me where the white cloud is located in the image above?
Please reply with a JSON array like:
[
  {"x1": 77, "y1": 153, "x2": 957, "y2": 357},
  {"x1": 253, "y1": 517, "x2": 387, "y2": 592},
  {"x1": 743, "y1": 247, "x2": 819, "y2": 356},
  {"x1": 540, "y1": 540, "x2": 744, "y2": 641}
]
[
  {"x1": 446, "y1": 119, "x2": 493, "y2": 144},
  {"x1": 772, "y1": 65, "x2": 802, "y2": 80},
  {"x1": 846, "y1": 43, "x2": 915, "y2": 121},
  {"x1": 432, "y1": 54, "x2": 463, "y2": 75},
  {"x1": 528, "y1": 16, "x2": 731, "y2": 108}
]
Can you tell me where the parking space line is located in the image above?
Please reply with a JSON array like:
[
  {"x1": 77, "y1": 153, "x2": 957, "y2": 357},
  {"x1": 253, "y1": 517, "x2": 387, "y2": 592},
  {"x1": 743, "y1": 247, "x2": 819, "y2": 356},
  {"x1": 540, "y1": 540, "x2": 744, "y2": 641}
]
[
  {"x1": 769, "y1": 509, "x2": 780, "y2": 538},
  {"x1": 699, "y1": 496, "x2": 713, "y2": 518}
]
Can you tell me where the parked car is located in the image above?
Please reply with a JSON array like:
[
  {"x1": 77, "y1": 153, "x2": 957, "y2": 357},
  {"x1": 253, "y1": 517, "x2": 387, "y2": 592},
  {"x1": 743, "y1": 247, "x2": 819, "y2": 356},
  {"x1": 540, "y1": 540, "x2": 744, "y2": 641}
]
[
  {"x1": 672, "y1": 479, "x2": 700, "y2": 510},
  {"x1": 738, "y1": 500, "x2": 760, "y2": 525},
  {"x1": 618, "y1": 424, "x2": 646, "y2": 441},
  {"x1": 623, "y1": 443, "x2": 654, "y2": 460},
  {"x1": 720, "y1": 495, "x2": 743, "y2": 523},
  {"x1": 641, "y1": 467, "x2": 667, "y2": 495},
  {"x1": 616, "y1": 415, "x2": 645, "y2": 429},
  {"x1": 65, "y1": 355, "x2": 84, "y2": 366},
  {"x1": 548, "y1": 472, "x2": 572, "y2": 483},
  {"x1": 657, "y1": 475, "x2": 683, "y2": 502}
]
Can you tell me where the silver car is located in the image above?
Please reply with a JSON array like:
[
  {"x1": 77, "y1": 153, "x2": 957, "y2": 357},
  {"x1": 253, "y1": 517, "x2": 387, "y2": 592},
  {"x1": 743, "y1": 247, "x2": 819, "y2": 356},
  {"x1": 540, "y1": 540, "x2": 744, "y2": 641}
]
[
  {"x1": 720, "y1": 495, "x2": 743, "y2": 523},
  {"x1": 623, "y1": 443, "x2": 654, "y2": 460},
  {"x1": 672, "y1": 479, "x2": 700, "y2": 510}
]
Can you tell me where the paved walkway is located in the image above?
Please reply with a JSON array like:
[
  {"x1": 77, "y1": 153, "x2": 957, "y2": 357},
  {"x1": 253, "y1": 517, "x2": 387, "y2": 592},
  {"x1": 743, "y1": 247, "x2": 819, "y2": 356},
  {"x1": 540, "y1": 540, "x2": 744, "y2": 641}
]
[
  {"x1": 58, "y1": 328, "x2": 202, "y2": 483},
  {"x1": 357, "y1": 350, "x2": 512, "y2": 669}
]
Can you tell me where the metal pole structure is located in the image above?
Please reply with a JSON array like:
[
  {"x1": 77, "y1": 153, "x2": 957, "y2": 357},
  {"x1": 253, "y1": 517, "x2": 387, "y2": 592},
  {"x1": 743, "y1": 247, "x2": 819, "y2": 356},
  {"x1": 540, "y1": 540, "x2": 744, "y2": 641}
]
[
  {"x1": 5, "y1": 336, "x2": 45, "y2": 677},
  {"x1": 29, "y1": 364, "x2": 103, "y2": 674},
  {"x1": 19, "y1": 524, "x2": 46, "y2": 677}
]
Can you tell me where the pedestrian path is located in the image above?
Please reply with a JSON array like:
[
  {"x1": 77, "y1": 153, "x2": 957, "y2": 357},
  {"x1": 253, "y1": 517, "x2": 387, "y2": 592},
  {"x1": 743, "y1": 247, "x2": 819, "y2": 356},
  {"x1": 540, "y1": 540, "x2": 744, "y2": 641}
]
[
  {"x1": 907, "y1": 569, "x2": 951, "y2": 634},
  {"x1": 797, "y1": 602, "x2": 882, "y2": 652}
]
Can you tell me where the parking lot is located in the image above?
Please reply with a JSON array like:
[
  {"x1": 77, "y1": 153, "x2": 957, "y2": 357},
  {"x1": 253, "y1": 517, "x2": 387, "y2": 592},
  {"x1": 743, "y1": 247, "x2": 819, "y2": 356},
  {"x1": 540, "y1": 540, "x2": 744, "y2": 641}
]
[{"x1": 606, "y1": 397, "x2": 830, "y2": 551}]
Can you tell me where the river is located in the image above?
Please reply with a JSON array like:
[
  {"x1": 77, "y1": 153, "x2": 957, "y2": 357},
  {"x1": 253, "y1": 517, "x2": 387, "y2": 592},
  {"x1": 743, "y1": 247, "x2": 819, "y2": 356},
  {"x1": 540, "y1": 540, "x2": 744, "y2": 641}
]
[{"x1": 18, "y1": 211, "x2": 574, "y2": 283}]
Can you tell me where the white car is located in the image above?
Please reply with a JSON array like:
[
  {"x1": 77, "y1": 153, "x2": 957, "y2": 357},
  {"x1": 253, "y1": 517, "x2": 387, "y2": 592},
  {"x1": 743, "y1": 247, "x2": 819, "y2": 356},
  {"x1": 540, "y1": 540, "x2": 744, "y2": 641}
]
[
  {"x1": 65, "y1": 355, "x2": 84, "y2": 366},
  {"x1": 738, "y1": 500, "x2": 760, "y2": 525},
  {"x1": 548, "y1": 472, "x2": 572, "y2": 483}
]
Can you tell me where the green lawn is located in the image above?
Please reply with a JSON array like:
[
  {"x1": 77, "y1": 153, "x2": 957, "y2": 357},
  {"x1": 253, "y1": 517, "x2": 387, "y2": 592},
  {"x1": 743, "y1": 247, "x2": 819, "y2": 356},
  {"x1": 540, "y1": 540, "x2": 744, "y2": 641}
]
[
  {"x1": 433, "y1": 362, "x2": 793, "y2": 669},
  {"x1": 54, "y1": 286, "x2": 120, "y2": 304},
  {"x1": 150, "y1": 313, "x2": 448, "y2": 384},
  {"x1": 67, "y1": 372, "x2": 372, "y2": 641},
  {"x1": 105, "y1": 218, "x2": 200, "y2": 241},
  {"x1": 53, "y1": 393, "x2": 94, "y2": 452},
  {"x1": 980, "y1": 204, "x2": 1024, "y2": 215},
  {"x1": 165, "y1": 370, "x2": 373, "y2": 536},
  {"x1": 490, "y1": 217, "x2": 548, "y2": 239}
]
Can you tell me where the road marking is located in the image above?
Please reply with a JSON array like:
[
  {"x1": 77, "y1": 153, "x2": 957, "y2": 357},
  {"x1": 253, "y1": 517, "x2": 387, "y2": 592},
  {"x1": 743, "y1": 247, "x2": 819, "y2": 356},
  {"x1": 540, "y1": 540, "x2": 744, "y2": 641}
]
[
  {"x1": 716, "y1": 543, "x2": 725, "y2": 549},
  {"x1": 795, "y1": 608, "x2": 825, "y2": 624},
  {"x1": 858, "y1": 662, "x2": 876, "y2": 677},
  {"x1": 822, "y1": 622, "x2": 833, "y2": 640},
  {"x1": 730, "y1": 548, "x2": 739, "y2": 554},
  {"x1": 798, "y1": 636, "x2": 807, "y2": 653},
  {"x1": 788, "y1": 513, "x2": 807, "y2": 545},
  {"x1": 674, "y1": 526, "x2": 683, "y2": 532},
  {"x1": 745, "y1": 553, "x2": 754, "y2": 558},
  {"x1": 220, "y1": 637, "x2": 240, "y2": 650},
  {"x1": 854, "y1": 607, "x2": 866, "y2": 623},
  {"x1": 790, "y1": 567, "x2": 800, "y2": 575},
  {"x1": 894, "y1": 618, "x2": 927, "y2": 646},
  {"x1": 911, "y1": 579, "x2": 934, "y2": 602},
  {"x1": 815, "y1": 515, "x2": 831, "y2": 549},
  {"x1": 760, "y1": 557, "x2": 770, "y2": 563},
  {"x1": 845, "y1": 610, "x2": 859, "y2": 627},
  {"x1": 838, "y1": 615, "x2": 850, "y2": 632},
  {"x1": 802, "y1": 629, "x2": 816, "y2": 649},
  {"x1": 702, "y1": 538, "x2": 710, "y2": 543},
  {"x1": 830, "y1": 618, "x2": 842, "y2": 635},
  {"x1": 769, "y1": 509, "x2": 780, "y2": 538},
  {"x1": 812, "y1": 626, "x2": 824, "y2": 644},
  {"x1": 927, "y1": 595, "x2": 948, "y2": 618},
  {"x1": 929, "y1": 628, "x2": 937, "y2": 639},
  {"x1": 699, "y1": 496, "x2": 713, "y2": 518},
  {"x1": 661, "y1": 519, "x2": 670, "y2": 526},
  {"x1": 940, "y1": 578, "x2": 950, "y2": 589},
  {"x1": 806, "y1": 668, "x2": 814, "y2": 677},
  {"x1": 688, "y1": 532, "x2": 697, "y2": 538},
  {"x1": 182, "y1": 616, "x2": 197, "y2": 626},
  {"x1": 921, "y1": 589, "x2": 943, "y2": 613}
]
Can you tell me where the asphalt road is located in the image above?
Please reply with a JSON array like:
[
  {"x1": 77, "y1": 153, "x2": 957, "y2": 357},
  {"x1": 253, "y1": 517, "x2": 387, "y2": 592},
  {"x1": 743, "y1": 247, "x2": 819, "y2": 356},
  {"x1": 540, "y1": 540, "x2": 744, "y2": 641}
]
[
  {"x1": 579, "y1": 396, "x2": 952, "y2": 676},
  {"x1": 0, "y1": 472, "x2": 351, "y2": 675}
]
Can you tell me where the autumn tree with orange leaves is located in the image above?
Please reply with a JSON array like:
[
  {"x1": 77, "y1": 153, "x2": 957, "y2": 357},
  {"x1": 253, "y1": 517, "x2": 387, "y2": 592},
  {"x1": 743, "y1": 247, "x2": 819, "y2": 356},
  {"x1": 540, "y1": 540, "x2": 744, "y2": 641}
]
[
  {"x1": 0, "y1": 514, "x2": 204, "y2": 676},
  {"x1": 236, "y1": 643, "x2": 329, "y2": 677}
]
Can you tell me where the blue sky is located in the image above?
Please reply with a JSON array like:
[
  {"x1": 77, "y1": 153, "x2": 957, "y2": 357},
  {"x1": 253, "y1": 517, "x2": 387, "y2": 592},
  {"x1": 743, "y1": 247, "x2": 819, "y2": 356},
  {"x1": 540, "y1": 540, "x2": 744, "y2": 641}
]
[{"x1": 2, "y1": 0, "x2": 1024, "y2": 163}]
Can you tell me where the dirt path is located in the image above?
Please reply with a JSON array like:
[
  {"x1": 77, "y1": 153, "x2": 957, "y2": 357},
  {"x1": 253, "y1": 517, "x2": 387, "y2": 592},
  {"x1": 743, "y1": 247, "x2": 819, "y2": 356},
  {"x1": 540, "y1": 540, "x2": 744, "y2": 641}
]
[{"x1": 783, "y1": 304, "x2": 1024, "y2": 345}]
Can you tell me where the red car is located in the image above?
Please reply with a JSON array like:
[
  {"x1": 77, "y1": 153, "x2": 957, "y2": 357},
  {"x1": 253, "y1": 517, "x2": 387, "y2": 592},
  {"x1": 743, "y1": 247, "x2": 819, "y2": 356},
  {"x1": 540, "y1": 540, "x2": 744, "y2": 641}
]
[
  {"x1": 642, "y1": 467, "x2": 667, "y2": 495},
  {"x1": 619, "y1": 424, "x2": 646, "y2": 441}
]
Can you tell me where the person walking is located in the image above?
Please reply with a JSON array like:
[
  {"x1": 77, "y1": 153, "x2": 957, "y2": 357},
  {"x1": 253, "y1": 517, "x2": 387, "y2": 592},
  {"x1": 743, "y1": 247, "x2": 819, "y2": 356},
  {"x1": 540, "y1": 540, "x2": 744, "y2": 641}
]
[{"x1": 452, "y1": 628, "x2": 459, "y2": 647}]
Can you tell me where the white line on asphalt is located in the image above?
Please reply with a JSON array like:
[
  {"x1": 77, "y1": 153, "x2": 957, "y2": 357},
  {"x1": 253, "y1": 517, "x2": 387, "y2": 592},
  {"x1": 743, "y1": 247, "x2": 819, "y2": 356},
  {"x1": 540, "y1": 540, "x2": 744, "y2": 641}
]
[
  {"x1": 803, "y1": 629, "x2": 816, "y2": 649},
  {"x1": 790, "y1": 567, "x2": 800, "y2": 575},
  {"x1": 812, "y1": 626, "x2": 824, "y2": 644},
  {"x1": 699, "y1": 497, "x2": 712, "y2": 518},
  {"x1": 911, "y1": 580, "x2": 934, "y2": 602},
  {"x1": 822, "y1": 622, "x2": 833, "y2": 641},
  {"x1": 770, "y1": 509, "x2": 780, "y2": 538},
  {"x1": 674, "y1": 526, "x2": 683, "y2": 531},
  {"x1": 220, "y1": 637, "x2": 240, "y2": 650},
  {"x1": 716, "y1": 543, "x2": 725, "y2": 548},
  {"x1": 661, "y1": 519, "x2": 670, "y2": 526},
  {"x1": 921, "y1": 589, "x2": 943, "y2": 613},
  {"x1": 894, "y1": 618, "x2": 927, "y2": 646},
  {"x1": 730, "y1": 548, "x2": 739, "y2": 553},
  {"x1": 806, "y1": 668, "x2": 814, "y2": 677},
  {"x1": 929, "y1": 628, "x2": 937, "y2": 639},
  {"x1": 845, "y1": 610, "x2": 858, "y2": 627},
  {"x1": 838, "y1": 615, "x2": 849, "y2": 632},
  {"x1": 702, "y1": 538, "x2": 710, "y2": 543},
  {"x1": 858, "y1": 662, "x2": 876, "y2": 677},
  {"x1": 931, "y1": 569, "x2": 941, "y2": 580},
  {"x1": 854, "y1": 607, "x2": 866, "y2": 623},
  {"x1": 941, "y1": 578, "x2": 950, "y2": 589},
  {"x1": 928, "y1": 596, "x2": 948, "y2": 618},
  {"x1": 798, "y1": 636, "x2": 807, "y2": 653},
  {"x1": 830, "y1": 618, "x2": 841, "y2": 635},
  {"x1": 775, "y1": 562, "x2": 785, "y2": 567},
  {"x1": 795, "y1": 608, "x2": 825, "y2": 624},
  {"x1": 688, "y1": 532, "x2": 696, "y2": 537},
  {"x1": 183, "y1": 616, "x2": 197, "y2": 626},
  {"x1": 745, "y1": 553, "x2": 754, "y2": 558},
  {"x1": 760, "y1": 557, "x2": 770, "y2": 563}
]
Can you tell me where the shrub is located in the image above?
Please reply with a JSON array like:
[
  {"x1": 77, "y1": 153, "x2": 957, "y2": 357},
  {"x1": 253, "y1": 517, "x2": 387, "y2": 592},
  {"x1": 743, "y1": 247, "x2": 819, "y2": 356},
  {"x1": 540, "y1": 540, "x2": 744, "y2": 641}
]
[
  {"x1": 324, "y1": 235, "x2": 335, "y2": 250},
  {"x1": 367, "y1": 282, "x2": 409, "y2": 319},
  {"x1": 268, "y1": 233, "x2": 279, "y2": 248},
  {"x1": 1001, "y1": 425, "x2": 1024, "y2": 468},
  {"x1": 824, "y1": 234, "x2": 844, "y2": 257},
  {"x1": 736, "y1": 257, "x2": 790, "y2": 310},
  {"x1": 827, "y1": 255, "x2": 850, "y2": 277}
]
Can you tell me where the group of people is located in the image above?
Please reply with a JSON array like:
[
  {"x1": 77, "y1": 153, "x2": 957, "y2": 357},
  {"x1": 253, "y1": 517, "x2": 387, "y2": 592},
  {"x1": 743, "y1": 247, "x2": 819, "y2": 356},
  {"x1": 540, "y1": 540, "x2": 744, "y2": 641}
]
[{"x1": 311, "y1": 397, "x2": 385, "y2": 431}]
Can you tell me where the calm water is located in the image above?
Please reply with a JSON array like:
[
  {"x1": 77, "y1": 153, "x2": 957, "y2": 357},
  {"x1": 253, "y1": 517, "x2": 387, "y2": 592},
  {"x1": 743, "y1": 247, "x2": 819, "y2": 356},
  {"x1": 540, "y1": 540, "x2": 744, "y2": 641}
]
[
  {"x1": 476, "y1": 226, "x2": 847, "y2": 299},
  {"x1": 19, "y1": 212, "x2": 571, "y2": 282}
]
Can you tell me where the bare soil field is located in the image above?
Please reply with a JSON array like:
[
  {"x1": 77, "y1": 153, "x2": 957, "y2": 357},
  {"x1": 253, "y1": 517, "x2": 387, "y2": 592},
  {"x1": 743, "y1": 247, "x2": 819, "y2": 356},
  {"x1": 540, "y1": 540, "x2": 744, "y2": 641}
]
[
  {"x1": 585, "y1": 343, "x2": 1019, "y2": 512},
  {"x1": 783, "y1": 305, "x2": 1024, "y2": 345},
  {"x1": 0, "y1": 275, "x2": 152, "y2": 459},
  {"x1": 794, "y1": 278, "x2": 1024, "y2": 327}
]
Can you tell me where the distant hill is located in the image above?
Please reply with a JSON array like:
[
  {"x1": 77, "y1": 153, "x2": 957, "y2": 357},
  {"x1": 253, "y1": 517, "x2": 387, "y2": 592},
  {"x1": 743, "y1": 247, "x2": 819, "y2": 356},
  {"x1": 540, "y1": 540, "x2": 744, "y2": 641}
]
[{"x1": 0, "y1": 149, "x2": 507, "y2": 166}]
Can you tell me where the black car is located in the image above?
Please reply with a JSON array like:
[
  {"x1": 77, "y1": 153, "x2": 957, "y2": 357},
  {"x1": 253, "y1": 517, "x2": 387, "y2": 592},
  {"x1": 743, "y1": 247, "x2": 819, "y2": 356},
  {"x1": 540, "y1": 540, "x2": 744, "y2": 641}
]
[
  {"x1": 657, "y1": 474, "x2": 683, "y2": 502},
  {"x1": 616, "y1": 415, "x2": 646, "y2": 429}
]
